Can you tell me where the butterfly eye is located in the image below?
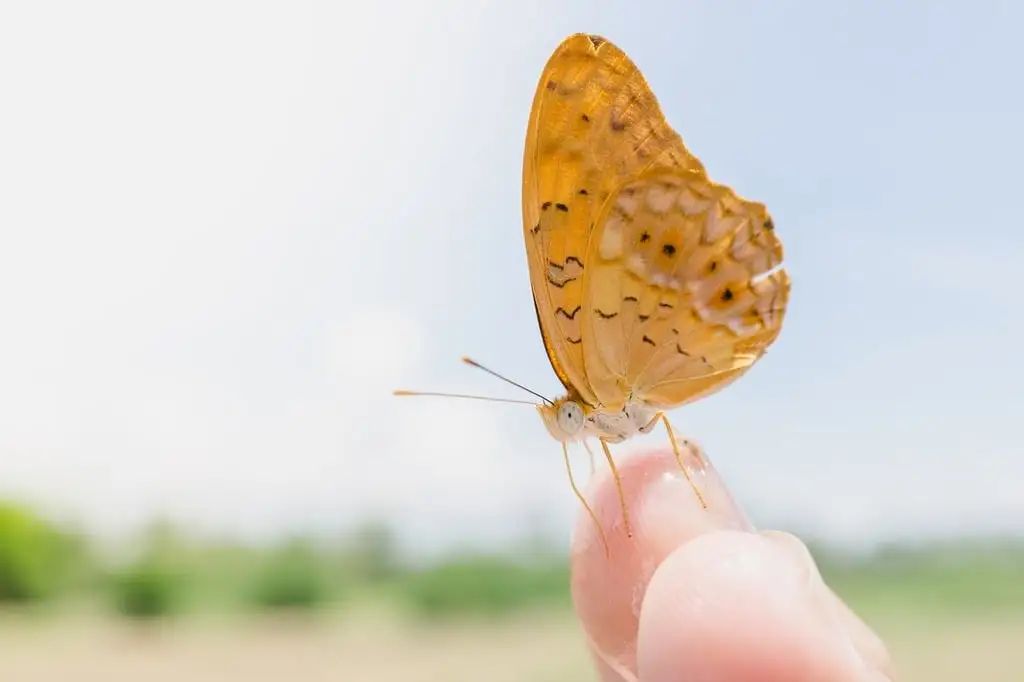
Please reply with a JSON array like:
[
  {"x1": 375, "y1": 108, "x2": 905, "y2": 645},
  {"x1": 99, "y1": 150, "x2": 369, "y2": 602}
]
[{"x1": 556, "y1": 401, "x2": 584, "y2": 435}]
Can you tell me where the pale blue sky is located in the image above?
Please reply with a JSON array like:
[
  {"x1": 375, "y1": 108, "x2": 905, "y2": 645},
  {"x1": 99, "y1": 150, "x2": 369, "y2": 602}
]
[{"x1": 0, "y1": 1, "x2": 1021, "y2": 555}]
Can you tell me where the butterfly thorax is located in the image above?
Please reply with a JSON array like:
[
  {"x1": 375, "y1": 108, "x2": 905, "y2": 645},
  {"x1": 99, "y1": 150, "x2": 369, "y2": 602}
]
[{"x1": 538, "y1": 394, "x2": 660, "y2": 444}]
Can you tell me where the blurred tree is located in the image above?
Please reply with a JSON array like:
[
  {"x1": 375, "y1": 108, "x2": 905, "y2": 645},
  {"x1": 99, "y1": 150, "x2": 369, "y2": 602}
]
[
  {"x1": 109, "y1": 520, "x2": 186, "y2": 620},
  {"x1": 248, "y1": 536, "x2": 330, "y2": 611},
  {"x1": 404, "y1": 553, "x2": 570, "y2": 619},
  {"x1": 0, "y1": 501, "x2": 83, "y2": 603},
  {"x1": 111, "y1": 557, "x2": 180, "y2": 620}
]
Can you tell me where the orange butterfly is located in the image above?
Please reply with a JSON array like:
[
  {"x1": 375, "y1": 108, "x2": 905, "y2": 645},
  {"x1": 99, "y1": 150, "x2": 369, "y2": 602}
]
[{"x1": 398, "y1": 34, "x2": 789, "y2": 549}]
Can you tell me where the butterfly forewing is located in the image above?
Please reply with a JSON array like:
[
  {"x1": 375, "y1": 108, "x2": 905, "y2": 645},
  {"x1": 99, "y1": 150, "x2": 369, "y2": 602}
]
[{"x1": 522, "y1": 34, "x2": 699, "y2": 403}]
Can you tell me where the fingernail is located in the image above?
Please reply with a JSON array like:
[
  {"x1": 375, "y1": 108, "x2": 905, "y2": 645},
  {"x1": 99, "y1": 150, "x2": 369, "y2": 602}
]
[{"x1": 634, "y1": 443, "x2": 754, "y2": 548}]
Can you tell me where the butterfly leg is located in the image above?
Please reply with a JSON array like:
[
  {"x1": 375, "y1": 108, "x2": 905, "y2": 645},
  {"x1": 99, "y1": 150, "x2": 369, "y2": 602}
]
[
  {"x1": 661, "y1": 413, "x2": 708, "y2": 509},
  {"x1": 599, "y1": 439, "x2": 634, "y2": 538},
  {"x1": 582, "y1": 439, "x2": 597, "y2": 478},
  {"x1": 562, "y1": 442, "x2": 610, "y2": 557}
]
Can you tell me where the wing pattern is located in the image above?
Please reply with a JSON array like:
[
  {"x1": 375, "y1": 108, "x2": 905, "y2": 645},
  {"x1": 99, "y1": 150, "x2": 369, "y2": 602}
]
[
  {"x1": 583, "y1": 169, "x2": 788, "y2": 409},
  {"x1": 522, "y1": 34, "x2": 700, "y2": 403},
  {"x1": 523, "y1": 34, "x2": 787, "y2": 410}
]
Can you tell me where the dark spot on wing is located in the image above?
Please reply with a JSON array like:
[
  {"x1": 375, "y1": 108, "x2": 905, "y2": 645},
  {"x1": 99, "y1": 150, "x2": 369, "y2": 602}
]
[
  {"x1": 595, "y1": 309, "x2": 618, "y2": 319},
  {"x1": 541, "y1": 201, "x2": 552, "y2": 210},
  {"x1": 722, "y1": 288, "x2": 734, "y2": 302},
  {"x1": 642, "y1": 335, "x2": 656, "y2": 346},
  {"x1": 662, "y1": 243, "x2": 676, "y2": 256},
  {"x1": 555, "y1": 203, "x2": 568, "y2": 212},
  {"x1": 546, "y1": 273, "x2": 575, "y2": 288},
  {"x1": 640, "y1": 232, "x2": 651, "y2": 243},
  {"x1": 556, "y1": 306, "x2": 581, "y2": 320}
]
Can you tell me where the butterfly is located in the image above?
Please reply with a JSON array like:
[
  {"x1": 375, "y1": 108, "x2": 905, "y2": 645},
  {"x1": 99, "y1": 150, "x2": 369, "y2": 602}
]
[{"x1": 398, "y1": 33, "x2": 789, "y2": 549}]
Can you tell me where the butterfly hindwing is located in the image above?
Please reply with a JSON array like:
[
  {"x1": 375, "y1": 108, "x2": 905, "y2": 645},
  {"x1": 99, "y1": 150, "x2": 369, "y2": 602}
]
[{"x1": 581, "y1": 168, "x2": 789, "y2": 408}]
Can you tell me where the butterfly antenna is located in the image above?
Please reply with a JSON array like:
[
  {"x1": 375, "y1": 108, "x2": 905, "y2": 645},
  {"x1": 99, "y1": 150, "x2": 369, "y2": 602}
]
[
  {"x1": 392, "y1": 390, "x2": 537, "y2": 406},
  {"x1": 461, "y1": 357, "x2": 554, "y2": 406}
]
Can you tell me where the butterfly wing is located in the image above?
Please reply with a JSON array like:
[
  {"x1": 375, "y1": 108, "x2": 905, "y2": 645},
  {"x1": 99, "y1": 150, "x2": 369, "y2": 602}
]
[
  {"x1": 522, "y1": 34, "x2": 700, "y2": 404},
  {"x1": 581, "y1": 167, "x2": 789, "y2": 409}
]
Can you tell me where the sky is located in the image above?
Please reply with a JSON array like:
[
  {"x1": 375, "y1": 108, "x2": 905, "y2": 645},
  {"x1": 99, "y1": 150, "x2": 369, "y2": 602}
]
[{"x1": 1, "y1": 1, "x2": 1022, "y2": 556}]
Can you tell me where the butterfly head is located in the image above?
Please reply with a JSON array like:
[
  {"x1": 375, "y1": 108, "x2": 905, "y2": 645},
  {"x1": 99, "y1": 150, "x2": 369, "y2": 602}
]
[{"x1": 538, "y1": 395, "x2": 589, "y2": 442}]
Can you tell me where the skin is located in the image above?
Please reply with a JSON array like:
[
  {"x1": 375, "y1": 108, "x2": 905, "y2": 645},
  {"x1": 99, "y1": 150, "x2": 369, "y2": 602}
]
[{"x1": 569, "y1": 444, "x2": 895, "y2": 682}]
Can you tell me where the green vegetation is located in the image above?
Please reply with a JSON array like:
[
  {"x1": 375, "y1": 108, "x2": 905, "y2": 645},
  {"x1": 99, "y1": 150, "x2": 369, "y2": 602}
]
[
  {"x1": 0, "y1": 505, "x2": 1018, "y2": 682},
  {"x1": 110, "y1": 557, "x2": 180, "y2": 619},
  {"x1": 0, "y1": 502, "x2": 85, "y2": 603},
  {"x1": 108, "y1": 521, "x2": 184, "y2": 619},
  {"x1": 816, "y1": 539, "x2": 1024, "y2": 619},
  {"x1": 404, "y1": 554, "x2": 570, "y2": 618},
  {"x1": 0, "y1": 498, "x2": 1020, "y2": 625},
  {"x1": 246, "y1": 538, "x2": 331, "y2": 611}
]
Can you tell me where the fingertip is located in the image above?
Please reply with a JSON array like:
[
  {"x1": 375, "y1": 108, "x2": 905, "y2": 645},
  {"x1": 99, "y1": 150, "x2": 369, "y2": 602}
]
[
  {"x1": 569, "y1": 445, "x2": 752, "y2": 678},
  {"x1": 568, "y1": 445, "x2": 891, "y2": 682}
]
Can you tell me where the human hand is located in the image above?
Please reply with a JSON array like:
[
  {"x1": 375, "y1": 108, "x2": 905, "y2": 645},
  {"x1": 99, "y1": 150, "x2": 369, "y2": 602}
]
[{"x1": 569, "y1": 442, "x2": 894, "y2": 682}]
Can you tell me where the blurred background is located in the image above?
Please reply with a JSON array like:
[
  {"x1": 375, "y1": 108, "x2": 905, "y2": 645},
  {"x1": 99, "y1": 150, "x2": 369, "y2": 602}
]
[{"x1": 1, "y1": 1, "x2": 1022, "y2": 680}]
